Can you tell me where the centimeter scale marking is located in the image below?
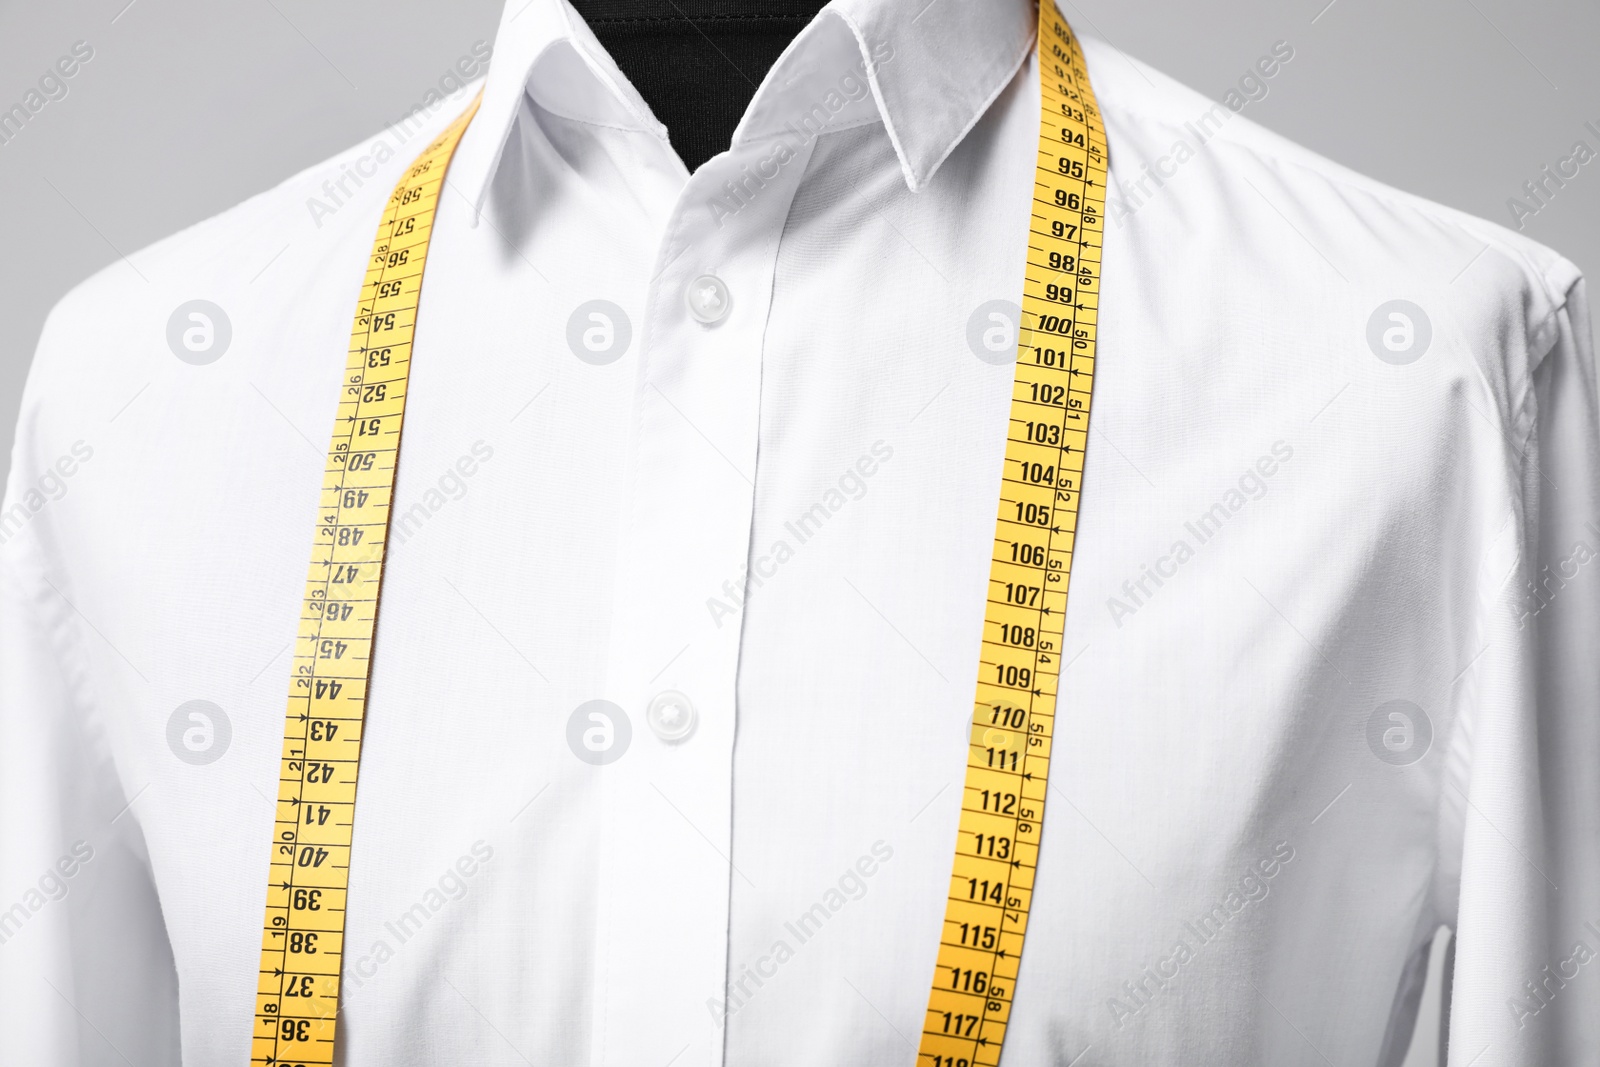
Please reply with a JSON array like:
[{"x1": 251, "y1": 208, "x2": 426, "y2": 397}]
[
  {"x1": 250, "y1": 97, "x2": 481, "y2": 1066},
  {"x1": 916, "y1": 5, "x2": 1107, "y2": 1067},
  {"x1": 248, "y1": 2, "x2": 1105, "y2": 1062}
]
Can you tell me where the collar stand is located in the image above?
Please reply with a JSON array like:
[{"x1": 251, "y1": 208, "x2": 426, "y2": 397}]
[{"x1": 450, "y1": 0, "x2": 1037, "y2": 221}]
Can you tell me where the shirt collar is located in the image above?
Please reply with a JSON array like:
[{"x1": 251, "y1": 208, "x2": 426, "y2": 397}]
[{"x1": 450, "y1": 0, "x2": 1036, "y2": 220}]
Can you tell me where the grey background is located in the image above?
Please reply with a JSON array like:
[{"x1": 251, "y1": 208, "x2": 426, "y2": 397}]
[
  {"x1": 3, "y1": 0, "x2": 1596, "y2": 1060},
  {"x1": 4, "y1": 0, "x2": 1597, "y2": 474}
]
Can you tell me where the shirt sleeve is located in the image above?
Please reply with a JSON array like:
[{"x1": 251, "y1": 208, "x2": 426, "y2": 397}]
[
  {"x1": 1444, "y1": 275, "x2": 1600, "y2": 1065},
  {"x1": 0, "y1": 444, "x2": 180, "y2": 1061}
]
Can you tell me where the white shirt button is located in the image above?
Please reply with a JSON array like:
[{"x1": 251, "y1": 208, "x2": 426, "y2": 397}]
[
  {"x1": 686, "y1": 274, "x2": 731, "y2": 325},
  {"x1": 646, "y1": 690, "x2": 697, "y2": 743}
]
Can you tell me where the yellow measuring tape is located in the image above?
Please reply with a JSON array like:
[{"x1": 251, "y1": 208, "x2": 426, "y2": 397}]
[
  {"x1": 250, "y1": 3, "x2": 1103, "y2": 1062},
  {"x1": 251, "y1": 98, "x2": 480, "y2": 1064},
  {"x1": 917, "y1": 5, "x2": 1105, "y2": 1065}
]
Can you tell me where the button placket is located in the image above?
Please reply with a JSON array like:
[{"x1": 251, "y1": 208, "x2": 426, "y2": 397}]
[{"x1": 591, "y1": 130, "x2": 821, "y2": 1067}]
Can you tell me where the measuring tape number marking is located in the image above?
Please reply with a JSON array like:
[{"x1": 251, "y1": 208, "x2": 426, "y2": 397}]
[
  {"x1": 248, "y1": 5, "x2": 1105, "y2": 1062},
  {"x1": 250, "y1": 97, "x2": 481, "y2": 1065},
  {"x1": 917, "y1": 6, "x2": 1107, "y2": 1066}
]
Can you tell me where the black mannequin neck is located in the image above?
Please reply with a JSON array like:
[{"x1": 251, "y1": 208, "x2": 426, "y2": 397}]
[{"x1": 569, "y1": 0, "x2": 832, "y2": 171}]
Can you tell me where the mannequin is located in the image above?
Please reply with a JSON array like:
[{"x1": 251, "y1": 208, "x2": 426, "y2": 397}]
[{"x1": 569, "y1": 0, "x2": 832, "y2": 171}]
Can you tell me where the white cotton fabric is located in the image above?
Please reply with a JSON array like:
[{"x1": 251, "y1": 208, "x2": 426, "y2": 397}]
[{"x1": 2, "y1": 0, "x2": 1597, "y2": 1063}]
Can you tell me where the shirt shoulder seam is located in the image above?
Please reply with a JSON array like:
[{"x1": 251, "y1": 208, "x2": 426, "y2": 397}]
[{"x1": 1097, "y1": 97, "x2": 1583, "y2": 314}]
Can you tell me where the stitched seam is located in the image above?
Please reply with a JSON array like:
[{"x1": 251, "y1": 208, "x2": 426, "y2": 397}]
[
  {"x1": 527, "y1": 88, "x2": 658, "y2": 135},
  {"x1": 1508, "y1": 296, "x2": 1570, "y2": 446},
  {"x1": 1100, "y1": 101, "x2": 1574, "y2": 443},
  {"x1": 1097, "y1": 94, "x2": 1578, "y2": 313}
]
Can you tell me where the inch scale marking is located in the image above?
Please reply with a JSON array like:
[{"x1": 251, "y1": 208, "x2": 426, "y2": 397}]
[
  {"x1": 250, "y1": 96, "x2": 481, "y2": 1066},
  {"x1": 917, "y1": 4, "x2": 1107, "y2": 1066}
]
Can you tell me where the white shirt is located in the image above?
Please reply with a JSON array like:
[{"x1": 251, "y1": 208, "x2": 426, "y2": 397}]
[{"x1": 3, "y1": 0, "x2": 1597, "y2": 1063}]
